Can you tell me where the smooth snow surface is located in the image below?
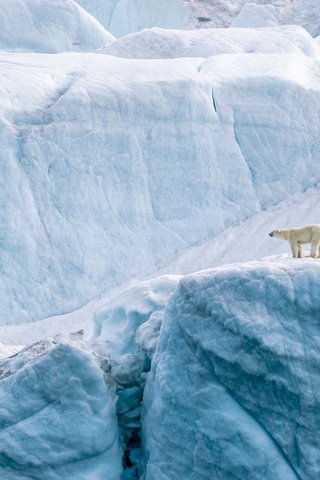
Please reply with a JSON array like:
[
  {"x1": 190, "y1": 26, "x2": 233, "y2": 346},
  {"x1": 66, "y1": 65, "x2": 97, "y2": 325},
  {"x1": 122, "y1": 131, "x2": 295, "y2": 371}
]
[
  {"x1": 1, "y1": 44, "x2": 320, "y2": 324},
  {"x1": 0, "y1": 0, "x2": 114, "y2": 53},
  {"x1": 101, "y1": 25, "x2": 318, "y2": 58},
  {"x1": 143, "y1": 259, "x2": 320, "y2": 479},
  {"x1": 0, "y1": 337, "x2": 122, "y2": 479}
]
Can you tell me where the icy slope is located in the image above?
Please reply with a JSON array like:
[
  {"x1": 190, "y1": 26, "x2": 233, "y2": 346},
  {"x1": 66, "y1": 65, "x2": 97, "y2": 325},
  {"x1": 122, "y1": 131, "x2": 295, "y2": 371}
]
[
  {"x1": 101, "y1": 25, "x2": 318, "y2": 58},
  {"x1": 143, "y1": 259, "x2": 320, "y2": 479},
  {"x1": 0, "y1": 337, "x2": 122, "y2": 479},
  {"x1": 1, "y1": 43, "x2": 320, "y2": 324},
  {"x1": 0, "y1": 0, "x2": 114, "y2": 53},
  {"x1": 233, "y1": 0, "x2": 320, "y2": 37},
  {"x1": 159, "y1": 185, "x2": 320, "y2": 275}
]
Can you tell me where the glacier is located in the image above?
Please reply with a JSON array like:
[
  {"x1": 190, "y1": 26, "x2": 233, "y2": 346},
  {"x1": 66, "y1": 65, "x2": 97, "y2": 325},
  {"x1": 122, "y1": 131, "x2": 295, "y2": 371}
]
[
  {"x1": 0, "y1": 0, "x2": 320, "y2": 478},
  {"x1": 142, "y1": 259, "x2": 320, "y2": 479},
  {"x1": 1, "y1": 26, "x2": 320, "y2": 323}
]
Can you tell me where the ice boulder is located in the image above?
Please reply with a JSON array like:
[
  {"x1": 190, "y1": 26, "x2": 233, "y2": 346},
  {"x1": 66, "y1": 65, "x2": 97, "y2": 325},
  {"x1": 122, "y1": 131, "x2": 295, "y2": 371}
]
[
  {"x1": 100, "y1": 25, "x2": 318, "y2": 59},
  {"x1": 143, "y1": 259, "x2": 320, "y2": 479},
  {"x1": 0, "y1": 0, "x2": 114, "y2": 53},
  {"x1": 0, "y1": 337, "x2": 122, "y2": 479}
]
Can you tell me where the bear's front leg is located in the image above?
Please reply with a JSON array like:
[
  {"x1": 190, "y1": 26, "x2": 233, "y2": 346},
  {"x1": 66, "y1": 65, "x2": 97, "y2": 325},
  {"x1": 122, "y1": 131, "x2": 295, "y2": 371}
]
[
  {"x1": 290, "y1": 240, "x2": 299, "y2": 258},
  {"x1": 298, "y1": 243, "x2": 303, "y2": 258}
]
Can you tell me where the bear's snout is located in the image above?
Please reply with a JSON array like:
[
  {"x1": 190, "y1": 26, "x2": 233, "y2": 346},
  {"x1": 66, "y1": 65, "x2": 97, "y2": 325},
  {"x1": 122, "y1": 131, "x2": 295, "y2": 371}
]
[{"x1": 269, "y1": 231, "x2": 274, "y2": 237}]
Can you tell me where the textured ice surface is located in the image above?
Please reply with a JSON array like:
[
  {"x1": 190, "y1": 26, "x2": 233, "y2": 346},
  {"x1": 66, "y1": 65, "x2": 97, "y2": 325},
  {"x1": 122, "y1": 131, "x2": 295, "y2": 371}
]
[
  {"x1": 0, "y1": 0, "x2": 114, "y2": 53},
  {"x1": 0, "y1": 337, "x2": 122, "y2": 479},
  {"x1": 1, "y1": 47, "x2": 320, "y2": 324},
  {"x1": 101, "y1": 25, "x2": 318, "y2": 59},
  {"x1": 143, "y1": 259, "x2": 320, "y2": 479}
]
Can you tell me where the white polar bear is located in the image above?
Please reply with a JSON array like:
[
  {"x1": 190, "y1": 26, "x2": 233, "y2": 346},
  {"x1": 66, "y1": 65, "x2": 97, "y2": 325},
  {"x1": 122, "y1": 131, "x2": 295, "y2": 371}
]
[{"x1": 269, "y1": 224, "x2": 320, "y2": 258}]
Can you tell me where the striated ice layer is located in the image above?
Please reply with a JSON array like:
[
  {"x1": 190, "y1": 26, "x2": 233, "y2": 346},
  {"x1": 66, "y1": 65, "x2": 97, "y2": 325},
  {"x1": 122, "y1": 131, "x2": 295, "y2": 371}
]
[
  {"x1": 143, "y1": 259, "x2": 320, "y2": 479},
  {"x1": 0, "y1": 0, "x2": 114, "y2": 53},
  {"x1": 0, "y1": 337, "x2": 122, "y2": 480}
]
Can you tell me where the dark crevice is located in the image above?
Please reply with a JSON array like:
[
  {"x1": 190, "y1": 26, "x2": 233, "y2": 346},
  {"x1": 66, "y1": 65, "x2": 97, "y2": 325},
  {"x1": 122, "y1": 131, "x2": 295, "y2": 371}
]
[{"x1": 211, "y1": 89, "x2": 217, "y2": 113}]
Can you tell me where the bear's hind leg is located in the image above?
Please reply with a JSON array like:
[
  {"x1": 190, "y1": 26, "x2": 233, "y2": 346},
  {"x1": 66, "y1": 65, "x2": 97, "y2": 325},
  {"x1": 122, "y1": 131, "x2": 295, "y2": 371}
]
[{"x1": 311, "y1": 241, "x2": 320, "y2": 258}]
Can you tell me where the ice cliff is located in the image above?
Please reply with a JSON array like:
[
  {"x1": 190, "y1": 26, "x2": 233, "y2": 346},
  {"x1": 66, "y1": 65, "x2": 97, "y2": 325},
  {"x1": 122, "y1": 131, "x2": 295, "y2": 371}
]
[
  {"x1": 142, "y1": 259, "x2": 320, "y2": 479},
  {"x1": 1, "y1": 26, "x2": 320, "y2": 323}
]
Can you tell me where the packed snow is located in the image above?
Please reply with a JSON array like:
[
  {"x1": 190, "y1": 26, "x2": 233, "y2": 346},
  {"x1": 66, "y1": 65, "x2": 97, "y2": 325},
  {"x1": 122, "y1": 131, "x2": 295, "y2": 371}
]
[
  {"x1": 143, "y1": 259, "x2": 320, "y2": 479},
  {"x1": 0, "y1": 0, "x2": 114, "y2": 53}
]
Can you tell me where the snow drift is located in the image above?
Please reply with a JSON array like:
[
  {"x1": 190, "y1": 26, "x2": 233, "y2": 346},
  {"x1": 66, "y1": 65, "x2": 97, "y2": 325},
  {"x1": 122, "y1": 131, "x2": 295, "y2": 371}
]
[
  {"x1": 0, "y1": 337, "x2": 122, "y2": 479},
  {"x1": 1, "y1": 34, "x2": 320, "y2": 324},
  {"x1": 0, "y1": 0, "x2": 114, "y2": 53},
  {"x1": 143, "y1": 259, "x2": 320, "y2": 479}
]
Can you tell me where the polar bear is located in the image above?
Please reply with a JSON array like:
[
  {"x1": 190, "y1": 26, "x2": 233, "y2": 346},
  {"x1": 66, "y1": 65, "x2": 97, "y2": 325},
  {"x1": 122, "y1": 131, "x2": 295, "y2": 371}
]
[{"x1": 269, "y1": 224, "x2": 320, "y2": 258}]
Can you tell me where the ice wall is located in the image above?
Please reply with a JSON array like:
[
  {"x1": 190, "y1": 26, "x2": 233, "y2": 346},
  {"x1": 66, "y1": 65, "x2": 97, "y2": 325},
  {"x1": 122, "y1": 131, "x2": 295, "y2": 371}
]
[
  {"x1": 143, "y1": 259, "x2": 320, "y2": 479},
  {"x1": 1, "y1": 38, "x2": 320, "y2": 324}
]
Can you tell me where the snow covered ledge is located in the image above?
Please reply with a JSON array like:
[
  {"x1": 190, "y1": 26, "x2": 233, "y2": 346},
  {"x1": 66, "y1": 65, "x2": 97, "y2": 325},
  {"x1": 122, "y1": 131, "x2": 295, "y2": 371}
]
[{"x1": 142, "y1": 259, "x2": 320, "y2": 479}]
